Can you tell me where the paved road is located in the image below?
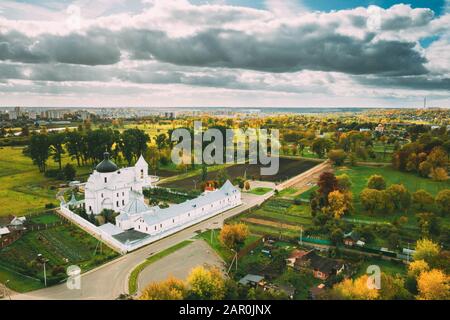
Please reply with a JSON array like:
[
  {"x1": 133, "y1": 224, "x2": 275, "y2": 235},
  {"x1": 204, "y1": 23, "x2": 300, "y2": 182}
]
[
  {"x1": 137, "y1": 239, "x2": 225, "y2": 295},
  {"x1": 9, "y1": 192, "x2": 267, "y2": 300}
]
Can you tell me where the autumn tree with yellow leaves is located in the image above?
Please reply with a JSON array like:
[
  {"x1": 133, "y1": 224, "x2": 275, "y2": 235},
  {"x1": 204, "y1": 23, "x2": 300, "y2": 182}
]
[
  {"x1": 186, "y1": 266, "x2": 225, "y2": 300},
  {"x1": 417, "y1": 269, "x2": 450, "y2": 300},
  {"x1": 140, "y1": 276, "x2": 187, "y2": 300},
  {"x1": 219, "y1": 223, "x2": 249, "y2": 249}
]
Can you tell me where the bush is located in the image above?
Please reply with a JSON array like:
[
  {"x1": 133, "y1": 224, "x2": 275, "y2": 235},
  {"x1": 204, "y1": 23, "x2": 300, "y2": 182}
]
[{"x1": 44, "y1": 169, "x2": 65, "y2": 180}]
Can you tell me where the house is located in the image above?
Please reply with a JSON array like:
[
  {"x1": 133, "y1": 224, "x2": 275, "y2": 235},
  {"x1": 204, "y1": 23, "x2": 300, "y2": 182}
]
[
  {"x1": 286, "y1": 249, "x2": 309, "y2": 267},
  {"x1": 0, "y1": 227, "x2": 10, "y2": 238},
  {"x1": 343, "y1": 231, "x2": 359, "y2": 246},
  {"x1": 8, "y1": 216, "x2": 26, "y2": 231},
  {"x1": 375, "y1": 124, "x2": 385, "y2": 133},
  {"x1": 293, "y1": 250, "x2": 344, "y2": 280},
  {"x1": 238, "y1": 274, "x2": 265, "y2": 288}
]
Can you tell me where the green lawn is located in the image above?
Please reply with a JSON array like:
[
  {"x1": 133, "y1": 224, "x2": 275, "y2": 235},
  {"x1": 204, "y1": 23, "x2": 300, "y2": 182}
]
[
  {"x1": 355, "y1": 257, "x2": 407, "y2": 278},
  {"x1": 0, "y1": 224, "x2": 119, "y2": 293},
  {"x1": 248, "y1": 187, "x2": 273, "y2": 195},
  {"x1": 336, "y1": 165, "x2": 450, "y2": 196},
  {"x1": 277, "y1": 187, "x2": 298, "y2": 198},
  {"x1": 0, "y1": 146, "x2": 93, "y2": 217},
  {"x1": 128, "y1": 240, "x2": 193, "y2": 295},
  {"x1": 29, "y1": 213, "x2": 61, "y2": 224}
]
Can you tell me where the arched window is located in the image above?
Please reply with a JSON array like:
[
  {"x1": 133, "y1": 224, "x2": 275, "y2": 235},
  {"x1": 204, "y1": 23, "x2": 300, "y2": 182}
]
[{"x1": 104, "y1": 177, "x2": 107, "y2": 183}]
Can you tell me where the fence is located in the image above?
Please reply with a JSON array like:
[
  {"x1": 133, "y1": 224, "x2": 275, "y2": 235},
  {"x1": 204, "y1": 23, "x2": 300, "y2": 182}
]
[
  {"x1": 59, "y1": 205, "x2": 128, "y2": 254},
  {"x1": 26, "y1": 221, "x2": 67, "y2": 232},
  {"x1": 59, "y1": 198, "x2": 245, "y2": 254}
]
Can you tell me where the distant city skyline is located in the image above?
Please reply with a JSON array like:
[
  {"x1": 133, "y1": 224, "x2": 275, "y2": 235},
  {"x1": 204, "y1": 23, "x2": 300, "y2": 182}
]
[{"x1": 0, "y1": 0, "x2": 449, "y2": 108}]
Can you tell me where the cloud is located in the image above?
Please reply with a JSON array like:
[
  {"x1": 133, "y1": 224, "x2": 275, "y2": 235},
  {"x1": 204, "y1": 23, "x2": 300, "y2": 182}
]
[
  {"x1": 0, "y1": 1, "x2": 448, "y2": 106},
  {"x1": 0, "y1": 29, "x2": 121, "y2": 65}
]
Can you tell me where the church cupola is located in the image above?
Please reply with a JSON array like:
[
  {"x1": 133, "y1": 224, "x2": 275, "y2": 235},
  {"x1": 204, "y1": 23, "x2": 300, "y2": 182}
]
[{"x1": 96, "y1": 151, "x2": 119, "y2": 173}]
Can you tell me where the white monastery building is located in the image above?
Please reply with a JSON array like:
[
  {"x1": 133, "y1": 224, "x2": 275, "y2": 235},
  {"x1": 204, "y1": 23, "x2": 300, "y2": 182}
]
[
  {"x1": 83, "y1": 152, "x2": 242, "y2": 239},
  {"x1": 84, "y1": 152, "x2": 152, "y2": 214},
  {"x1": 115, "y1": 181, "x2": 241, "y2": 236}
]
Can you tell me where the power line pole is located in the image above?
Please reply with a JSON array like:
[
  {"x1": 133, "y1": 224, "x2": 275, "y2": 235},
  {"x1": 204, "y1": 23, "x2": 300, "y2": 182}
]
[{"x1": 300, "y1": 226, "x2": 303, "y2": 246}]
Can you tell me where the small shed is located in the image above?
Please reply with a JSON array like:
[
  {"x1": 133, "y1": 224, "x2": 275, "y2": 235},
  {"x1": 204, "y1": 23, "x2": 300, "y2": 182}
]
[{"x1": 238, "y1": 274, "x2": 265, "y2": 287}]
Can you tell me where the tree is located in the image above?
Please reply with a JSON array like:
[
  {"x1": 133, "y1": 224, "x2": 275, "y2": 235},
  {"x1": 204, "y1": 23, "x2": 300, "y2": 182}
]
[
  {"x1": 63, "y1": 163, "x2": 77, "y2": 181},
  {"x1": 416, "y1": 213, "x2": 440, "y2": 238},
  {"x1": 412, "y1": 190, "x2": 435, "y2": 211},
  {"x1": 331, "y1": 275, "x2": 379, "y2": 300},
  {"x1": 154, "y1": 133, "x2": 168, "y2": 150},
  {"x1": 427, "y1": 147, "x2": 448, "y2": 169},
  {"x1": 66, "y1": 130, "x2": 86, "y2": 166},
  {"x1": 379, "y1": 273, "x2": 411, "y2": 300},
  {"x1": 49, "y1": 132, "x2": 66, "y2": 170},
  {"x1": 407, "y1": 260, "x2": 429, "y2": 278},
  {"x1": 201, "y1": 164, "x2": 208, "y2": 182},
  {"x1": 418, "y1": 160, "x2": 432, "y2": 177},
  {"x1": 386, "y1": 184, "x2": 411, "y2": 212},
  {"x1": 317, "y1": 171, "x2": 338, "y2": 201},
  {"x1": 436, "y1": 189, "x2": 450, "y2": 216},
  {"x1": 327, "y1": 149, "x2": 347, "y2": 166},
  {"x1": 359, "y1": 188, "x2": 383, "y2": 214},
  {"x1": 219, "y1": 223, "x2": 249, "y2": 249},
  {"x1": 330, "y1": 227, "x2": 344, "y2": 245},
  {"x1": 336, "y1": 174, "x2": 352, "y2": 192},
  {"x1": 311, "y1": 138, "x2": 334, "y2": 158},
  {"x1": 21, "y1": 125, "x2": 30, "y2": 136},
  {"x1": 121, "y1": 128, "x2": 150, "y2": 165},
  {"x1": 187, "y1": 266, "x2": 225, "y2": 300},
  {"x1": 431, "y1": 167, "x2": 448, "y2": 181},
  {"x1": 216, "y1": 168, "x2": 230, "y2": 187},
  {"x1": 24, "y1": 134, "x2": 51, "y2": 172},
  {"x1": 413, "y1": 239, "x2": 440, "y2": 265},
  {"x1": 327, "y1": 191, "x2": 348, "y2": 219},
  {"x1": 367, "y1": 175, "x2": 386, "y2": 190},
  {"x1": 416, "y1": 269, "x2": 450, "y2": 300},
  {"x1": 140, "y1": 276, "x2": 186, "y2": 300}
]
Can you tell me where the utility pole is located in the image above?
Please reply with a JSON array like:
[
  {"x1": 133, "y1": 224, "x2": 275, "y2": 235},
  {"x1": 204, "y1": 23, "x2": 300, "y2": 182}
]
[
  {"x1": 407, "y1": 242, "x2": 410, "y2": 263},
  {"x1": 37, "y1": 254, "x2": 48, "y2": 287},
  {"x1": 300, "y1": 226, "x2": 303, "y2": 246}
]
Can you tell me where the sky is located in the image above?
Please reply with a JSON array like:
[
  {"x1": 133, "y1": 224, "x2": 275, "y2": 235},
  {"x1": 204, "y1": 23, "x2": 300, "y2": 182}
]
[{"x1": 0, "y1": 0, "x2": 449, "y2": 108}]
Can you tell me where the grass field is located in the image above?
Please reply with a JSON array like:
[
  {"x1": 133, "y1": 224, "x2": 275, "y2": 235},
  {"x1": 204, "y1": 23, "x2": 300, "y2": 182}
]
[
  {"x1": 0, "y1": 146, "x2": 93, "y2": 217},
  {"x1": 0, "y1": 221, "x2": 118, "y2": 292},
  {"x1": 197, "y1": 230, "x2": 261, "y2": 263},
  {"x1": 248, "y1": 187, "x2": 273, "y2": 195},
  {"x1": 355, "y1": 257, "x2": 407, "y2": 278},
  {"x1": 29, "y1": 213, "x2": 61, "y2": 224},
  {"x1": 229, "y1": 198, "x2": 313, "y2": 240},
  {"x1": 336, "y1": 165, "x2": 450, "y2": 196}
]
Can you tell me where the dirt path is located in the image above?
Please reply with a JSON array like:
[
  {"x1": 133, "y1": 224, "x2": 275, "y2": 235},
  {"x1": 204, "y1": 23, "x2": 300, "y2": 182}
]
[{"x1": 242, "y1": 217, "x2": 302, "y2": 231}]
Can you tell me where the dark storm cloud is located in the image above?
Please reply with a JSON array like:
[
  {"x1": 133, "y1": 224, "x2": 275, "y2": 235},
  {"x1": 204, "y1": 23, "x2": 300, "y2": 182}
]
[
  {"x1": 356, "y1": 75, "x2": 450, "y2": 90},
  {"x1": 0, "y1": 19, "x2": 429, "y2": 76},
  {"x1": 0, "y1": 29, "x2": 121, "y2": 66},
  {"x1": 117, "y1": 27, "x2": 428, "y2": 76}
]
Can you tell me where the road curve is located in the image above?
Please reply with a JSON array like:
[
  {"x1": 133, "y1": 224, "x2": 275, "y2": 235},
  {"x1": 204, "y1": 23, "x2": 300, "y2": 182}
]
[{"x1": 9, "y1": 192, "x2": 267, "y2": 300}]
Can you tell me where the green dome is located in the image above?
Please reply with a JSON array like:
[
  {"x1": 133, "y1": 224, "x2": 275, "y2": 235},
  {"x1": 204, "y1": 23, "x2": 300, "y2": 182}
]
[{"x1": 96, "y1": 152, "x2": 118, "y2": 173}]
